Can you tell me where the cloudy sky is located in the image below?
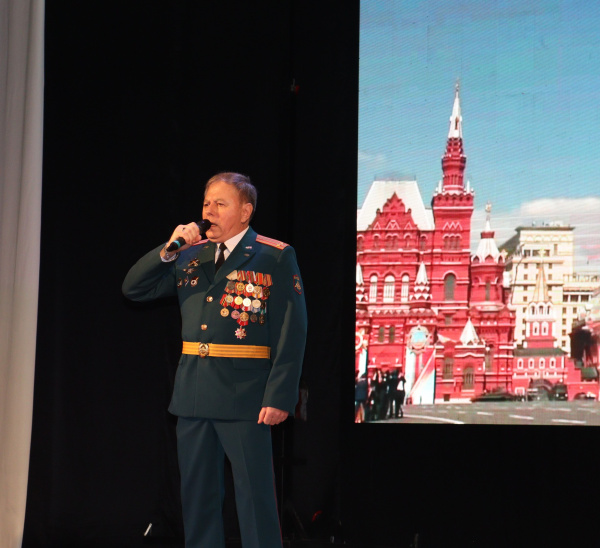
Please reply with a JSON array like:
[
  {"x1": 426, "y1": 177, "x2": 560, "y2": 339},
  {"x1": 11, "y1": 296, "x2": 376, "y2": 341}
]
[{"x1": 359, "y1": 0, "x2": 600, "y2": 271}]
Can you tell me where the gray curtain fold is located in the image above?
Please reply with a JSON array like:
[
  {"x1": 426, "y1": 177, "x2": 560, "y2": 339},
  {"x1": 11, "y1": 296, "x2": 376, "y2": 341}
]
[{"x1": 0, "y1": 0, "x2": 44, "y2": 547}]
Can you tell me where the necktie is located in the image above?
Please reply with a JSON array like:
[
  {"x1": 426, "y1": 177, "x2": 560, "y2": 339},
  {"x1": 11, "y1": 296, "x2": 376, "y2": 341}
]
[{"x1": 215, "y1": 242, "x2": 227, "y2": 272}]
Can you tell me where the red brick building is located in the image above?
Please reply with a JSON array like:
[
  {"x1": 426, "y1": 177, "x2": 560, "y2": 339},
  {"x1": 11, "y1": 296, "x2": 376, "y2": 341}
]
[{"x1": 356, "y1": 87, "x2": 515, "y2": 403}]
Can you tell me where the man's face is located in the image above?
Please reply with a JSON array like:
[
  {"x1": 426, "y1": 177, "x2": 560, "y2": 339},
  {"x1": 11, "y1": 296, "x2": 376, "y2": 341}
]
[{"x1": 202, "y1": 180, "x2": 253, "y2": 243}]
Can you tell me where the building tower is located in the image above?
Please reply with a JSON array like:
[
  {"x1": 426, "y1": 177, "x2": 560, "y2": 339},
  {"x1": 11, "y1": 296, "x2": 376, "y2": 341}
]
[{"x1": 430, "y1": 83, "x2": 474, "y2": 336}]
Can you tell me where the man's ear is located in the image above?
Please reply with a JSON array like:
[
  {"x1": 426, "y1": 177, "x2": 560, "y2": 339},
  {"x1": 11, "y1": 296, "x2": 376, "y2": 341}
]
[{"x1": 241, "y1": 202, "x2": 253, "y2": 224}]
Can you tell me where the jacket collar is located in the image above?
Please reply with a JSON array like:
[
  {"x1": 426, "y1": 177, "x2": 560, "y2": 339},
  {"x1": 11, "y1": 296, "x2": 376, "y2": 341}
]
[{"x1": 198, "y1": 227, "x2": 257, "y2": 286}]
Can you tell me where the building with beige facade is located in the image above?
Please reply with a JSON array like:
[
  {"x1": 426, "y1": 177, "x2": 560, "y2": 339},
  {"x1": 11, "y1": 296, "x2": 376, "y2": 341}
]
[{"x1": 504, "y1": 223, "x2": 600, "y2": 354}]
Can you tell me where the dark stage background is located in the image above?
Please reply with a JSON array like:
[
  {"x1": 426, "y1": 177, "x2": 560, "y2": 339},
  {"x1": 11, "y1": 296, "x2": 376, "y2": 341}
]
[{"x1": 24, "y1": 2, "x2": 596, "y2": 548}]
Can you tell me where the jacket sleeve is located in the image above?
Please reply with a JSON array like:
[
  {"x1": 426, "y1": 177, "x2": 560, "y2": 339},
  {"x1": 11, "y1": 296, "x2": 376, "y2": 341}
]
[
  {"x1": 261, "y1": 245, "x2": 307, "y2": 414},
  {"x1": 122, "y1": 244, "x2": 178, "y2": 302}
]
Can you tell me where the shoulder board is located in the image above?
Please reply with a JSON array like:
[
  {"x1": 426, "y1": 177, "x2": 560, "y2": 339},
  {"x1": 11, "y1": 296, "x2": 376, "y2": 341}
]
[
  {"x1": 192, "y1": 238, "x2": 209, "y2": 246},
  {"x1": 256, "y1": 234, "x2": 289, "y2": 249}
]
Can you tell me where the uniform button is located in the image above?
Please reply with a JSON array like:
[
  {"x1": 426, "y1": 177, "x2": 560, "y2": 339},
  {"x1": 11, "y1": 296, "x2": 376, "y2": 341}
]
[
  {"x1": 206, "y1": 296, "x2": 213, "y2": 302},
  {"x1": 201, "y1": 325, "x2": 208, "y2": 331}
]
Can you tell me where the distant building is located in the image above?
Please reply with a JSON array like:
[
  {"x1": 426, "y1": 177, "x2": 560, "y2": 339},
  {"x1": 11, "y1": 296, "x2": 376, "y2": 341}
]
[{"x1": 503, "y1": 225, "x2": 600, "y2": 354}]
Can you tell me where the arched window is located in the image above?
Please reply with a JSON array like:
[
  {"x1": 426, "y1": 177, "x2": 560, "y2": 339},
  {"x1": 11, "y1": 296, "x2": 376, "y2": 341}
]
[
  {"x1": 533, "y1": 323, "x2": 539, "y2": 335},
  {"x1": 541, "y1": 322, "x2": 548, "y2": 336},
  {"x1": 404, "y1": 234, "x2": 412, "y2": 249},
  {"x1": 378, "y1": 326, "x2": 385, "y2": 343},
  {"x1": 383, "y1": 275, "x2": 395, "y2": 303},
  {"x1": 401, "y1": 274, "x2": 410, "y2": 302},
  {"x1": 357, "y1": 236, "x2": 364, "y2": 251},
  {"x1": 485, "y1": 281, "x2": 491, "y2": 301},
  {"x1": 444, "y1": 274, "x2": 456, "y2": 300},
  {"x1": 369, "y1": 275, "x2": 378, "y2": 302},
  {"x1": 419, "y1": 235, "x2": 427, "y2": 251},
  {"x1": 517, "y1": 359, "x2": 524, "y2": 370},
  {"x1": 463, "y1": 366, "x2": 474, "y2": 389},
  {"x1": 389, "y1": 326, "x2": 395, "y2": 343},
  {"x1": 528, "y1": 359, "x2": 535, "y2": 369},
  {"x1": 386, "y1": 235, "x2": 394, "y2": 250},
  {"x1": 373, "y1": 235, "x2": 380, "y2": 249},
  {"x1": 550, "y1": 358, "x2": 556, "y2": 369},
  {"x1": 540, "y1": 358, "x2": 545, "y2": 369}
]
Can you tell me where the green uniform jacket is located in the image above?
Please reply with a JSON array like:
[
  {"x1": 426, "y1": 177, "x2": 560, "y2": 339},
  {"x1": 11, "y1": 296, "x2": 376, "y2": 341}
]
[{"x1": 122, "y1": 227, "x2": 307, "y2": 420}]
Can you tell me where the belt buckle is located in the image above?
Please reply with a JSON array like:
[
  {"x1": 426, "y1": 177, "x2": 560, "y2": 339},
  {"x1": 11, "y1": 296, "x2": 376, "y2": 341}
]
[{"x1": 198, "y1": 343, "x2": 210, "y2": 358}]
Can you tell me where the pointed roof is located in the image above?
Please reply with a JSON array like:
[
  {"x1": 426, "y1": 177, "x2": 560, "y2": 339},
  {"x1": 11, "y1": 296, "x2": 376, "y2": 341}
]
[
  {"x1": 415, "y1": 261, "x2": 428, "y2": 285},
  {"x1": 410, "y1": 261, "x2": 432, "y2": 307},
  {"x1": 459, "y1": 318, "x2": 480, "y2": 345},
  {"x1": 473, "y1": 202, "x2": 501, "y2": 262},
  {"x1": 356, "y1": 263, "x2": 364, "y2": 285},
  {"x1": 532, "y1": 255, "x2": 550, "y2": 303},
  {"x1": 448, "y1": 82, "x2": 463, "y2": 139},
  {"x1": 357, "y1": 179, "x2": 435, "y2": 231}
]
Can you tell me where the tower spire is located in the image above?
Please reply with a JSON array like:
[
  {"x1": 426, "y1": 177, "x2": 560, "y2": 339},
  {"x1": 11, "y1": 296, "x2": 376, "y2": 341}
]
[
  {"x1": 448, "y1": 80, "x2": 463, "y2": 139},
  {"x1": 441, "y1": 83, "x2": 466, "y2": 191}
]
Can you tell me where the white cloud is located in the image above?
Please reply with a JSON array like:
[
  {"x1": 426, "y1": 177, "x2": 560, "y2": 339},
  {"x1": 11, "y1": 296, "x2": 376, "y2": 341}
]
[{"x1": 472, "y1": 197, "x2": 600, "y2": 273}]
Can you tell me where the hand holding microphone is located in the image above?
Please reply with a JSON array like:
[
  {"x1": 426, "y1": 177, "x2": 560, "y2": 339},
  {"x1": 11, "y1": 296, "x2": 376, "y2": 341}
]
[{"x1": 165, "y1": 219, "x2": 212, "y2": 253}]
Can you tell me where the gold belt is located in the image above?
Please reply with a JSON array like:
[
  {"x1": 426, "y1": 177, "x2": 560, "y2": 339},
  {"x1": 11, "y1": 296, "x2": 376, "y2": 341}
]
[{"x1": 182, "y1": 341, "x2": 270, "y2": 359}]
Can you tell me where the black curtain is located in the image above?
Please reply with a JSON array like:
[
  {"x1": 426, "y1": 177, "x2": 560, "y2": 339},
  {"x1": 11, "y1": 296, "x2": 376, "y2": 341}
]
[{"x1": 26, "y1": 2, "x2": 357, "y2": 547}]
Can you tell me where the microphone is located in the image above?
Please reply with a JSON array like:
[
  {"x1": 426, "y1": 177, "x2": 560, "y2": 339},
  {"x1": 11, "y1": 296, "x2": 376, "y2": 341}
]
[{"x1": 165, "y1": 219, "x2": 212, "y2": 252}]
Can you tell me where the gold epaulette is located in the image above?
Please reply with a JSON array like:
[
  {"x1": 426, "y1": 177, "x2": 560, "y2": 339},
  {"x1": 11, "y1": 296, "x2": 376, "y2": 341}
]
[{"x1": 256, "y1": 234, "x2": 289, "y2": 249}]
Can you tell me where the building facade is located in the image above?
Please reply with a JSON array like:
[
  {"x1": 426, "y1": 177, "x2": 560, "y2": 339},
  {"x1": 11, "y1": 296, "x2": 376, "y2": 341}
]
[
  {"x1": 504, "y1": 225, "x2": 600, "y2": 354},
  {"x1": 356, "y1": 87, "x2": 515, "y2": 403}
]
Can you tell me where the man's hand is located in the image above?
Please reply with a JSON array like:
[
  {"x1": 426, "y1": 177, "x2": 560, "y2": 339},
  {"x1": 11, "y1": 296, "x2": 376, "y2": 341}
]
[
  {"x1": 258, "y1": 407, "x2": 289, "y2": 426},
  {"x1": 163, "y1": 222, "x2": 201, "y2": 256}
]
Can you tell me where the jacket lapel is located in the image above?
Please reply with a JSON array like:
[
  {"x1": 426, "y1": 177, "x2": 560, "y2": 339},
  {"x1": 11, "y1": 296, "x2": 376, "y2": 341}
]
[
  {"x1": 214, "y1": 228, "x2": 257, "y2": 285},
  {"x1": 195, "y1": 240, "x2": 217, "y2": 284}
]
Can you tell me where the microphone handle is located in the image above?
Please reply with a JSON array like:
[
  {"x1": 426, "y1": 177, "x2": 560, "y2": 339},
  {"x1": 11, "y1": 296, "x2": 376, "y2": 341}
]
[{"x1": 165, "y1": 238, "x2": 186, "y2": 253}]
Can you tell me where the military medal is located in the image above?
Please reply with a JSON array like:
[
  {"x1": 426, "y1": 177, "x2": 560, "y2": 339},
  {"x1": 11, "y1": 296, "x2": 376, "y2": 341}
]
[
  {"x1": 225, "y1": 280, "x2": 236, "y2": 293},
  {"x1": 235, "y1": 327, "x2": 246, "y2": 339},
  {"x1": 220, "y1": 308, "x2": 229, "y2": 317},
  {"x1": 225, "y1": 295, "x2": 234, "y2": 304},
  {"x1": 231, "y1": 310, "x2": 241, "y2": 320},
  {"x1": 250, "y1": 314, "x2": 258, "y2": 323}
]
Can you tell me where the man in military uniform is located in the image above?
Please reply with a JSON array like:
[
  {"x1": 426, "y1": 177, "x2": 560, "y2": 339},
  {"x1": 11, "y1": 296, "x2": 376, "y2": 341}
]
[{"x1": 122, "y1": 172, "x2": 307, "y2": 548}]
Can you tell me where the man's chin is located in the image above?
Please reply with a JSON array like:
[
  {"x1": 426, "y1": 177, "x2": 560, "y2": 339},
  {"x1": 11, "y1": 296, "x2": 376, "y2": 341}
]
[{"x1": 205, "y1": 229, "x2": 220, "y2": 241}]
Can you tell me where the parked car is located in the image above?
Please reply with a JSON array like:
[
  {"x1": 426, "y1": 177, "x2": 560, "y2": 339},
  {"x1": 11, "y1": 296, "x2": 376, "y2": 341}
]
[
  {"x1": 471, "y1": 390, "x2": 518, "y2": 402},
  {"x1": 526, "y1": 386, "x2": 551, "y2": 401},
  {"x1": 574, "y1": 392, "x2": 597, "y2": 401},
  {"x1": 551, "y1": 383, "x2": 568, "y2": 401}
]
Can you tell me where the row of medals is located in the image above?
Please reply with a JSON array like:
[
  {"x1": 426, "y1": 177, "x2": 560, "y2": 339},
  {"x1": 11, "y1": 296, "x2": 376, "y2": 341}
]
[{"x1": 220, "y1": 280, "x2": 270, "y2": 329}]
